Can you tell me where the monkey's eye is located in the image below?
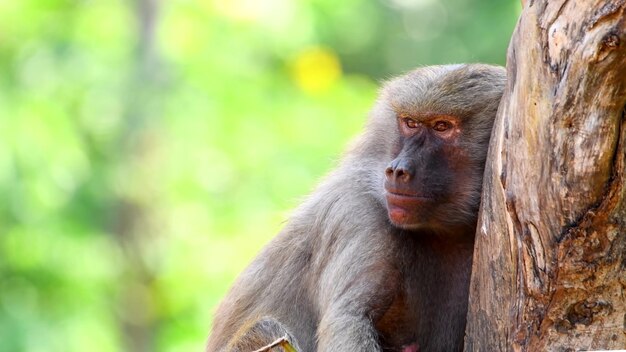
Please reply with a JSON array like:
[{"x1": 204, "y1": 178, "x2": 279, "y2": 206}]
[
  {"x1": 432, "y1": 120, "x2": 452, "y2": 132},
  {"x1": 404, "y1": 118, "x2": 419, "y2": 129}
]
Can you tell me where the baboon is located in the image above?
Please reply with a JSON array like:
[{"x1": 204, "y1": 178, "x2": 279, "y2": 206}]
[{"x1": 207, "y1": 64, "x2": 506, "y2": 352}]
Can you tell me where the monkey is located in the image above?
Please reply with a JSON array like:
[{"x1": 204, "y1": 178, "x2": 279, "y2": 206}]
[{"x1": 206, "y1": 64, "x2": 506, "y2": 352}]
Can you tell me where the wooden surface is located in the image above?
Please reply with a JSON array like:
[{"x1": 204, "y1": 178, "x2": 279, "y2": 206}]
[{"x1": 465, "y1": 1, "x2": 626, "y2": 350}]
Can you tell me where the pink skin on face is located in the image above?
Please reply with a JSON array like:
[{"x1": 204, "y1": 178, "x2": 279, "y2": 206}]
[
  {"x1": 385, "y1": 192, "x2": 432, "y2": 226},
  {"x1": 402, "y1": 343, "x2": 420, "y2": 352}
]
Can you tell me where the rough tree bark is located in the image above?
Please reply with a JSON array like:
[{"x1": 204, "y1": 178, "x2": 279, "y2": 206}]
[{"x1": 465, "y1": 1, "x2": 626, "y2": 351}]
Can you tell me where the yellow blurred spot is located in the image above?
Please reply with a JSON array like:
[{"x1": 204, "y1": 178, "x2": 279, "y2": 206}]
[
  {"x1": 290, "y1": 47, "x2": 342, "y2": 94},
  {"x1": 213, "y1": 0, "x2": 264, "y2": 22}
]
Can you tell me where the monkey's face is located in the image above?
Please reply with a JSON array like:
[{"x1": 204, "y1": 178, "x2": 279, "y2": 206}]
[
  {"x1": 378, "y1": 65, "x2": 505, "y2": 233},
  {"x1": 384, "y1": 113, "x2": 465, "y2": 230}
]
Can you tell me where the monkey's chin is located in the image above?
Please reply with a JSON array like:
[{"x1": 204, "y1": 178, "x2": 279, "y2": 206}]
[
  {"x1": 385, "y1": 193, "x2": 433, "y2": 229},
  {"x1": 387, "y1": 207, "x2": 428, "y2": 229}
]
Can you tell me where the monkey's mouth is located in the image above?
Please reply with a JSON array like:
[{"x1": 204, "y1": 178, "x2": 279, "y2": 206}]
[
  {"x1": 385, "y1": 191, "x2": 432, "y2": 201},
  {"x1": 385, "y1": 191, "x2": 434, "y2": 225}
]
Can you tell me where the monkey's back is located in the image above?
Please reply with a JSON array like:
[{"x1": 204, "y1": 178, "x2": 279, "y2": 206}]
[{"x1": 206, "y1": 225, "x2": 321, "y2": 351}]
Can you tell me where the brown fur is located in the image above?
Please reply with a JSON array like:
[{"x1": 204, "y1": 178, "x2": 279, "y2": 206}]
[{"x1": 207, "y1": 64, "x2": 506, "y2": 352}]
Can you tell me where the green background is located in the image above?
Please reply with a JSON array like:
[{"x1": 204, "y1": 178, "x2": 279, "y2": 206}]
[{"x1": 0, "y1": 0, "x2": 519, "y2": 351}]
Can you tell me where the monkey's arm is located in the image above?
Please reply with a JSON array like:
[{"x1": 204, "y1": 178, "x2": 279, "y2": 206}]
[
  {"x1": 317, "y1": 307, "x2": 382, "y2": 351},
  {"x1": 313, "y1": 223, "x2": 399, "y2": 352}
]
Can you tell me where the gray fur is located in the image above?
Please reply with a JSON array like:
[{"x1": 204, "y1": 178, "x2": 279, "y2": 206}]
[{"x1": 207, "y1": 64, "x2": 506, "y2": 352}]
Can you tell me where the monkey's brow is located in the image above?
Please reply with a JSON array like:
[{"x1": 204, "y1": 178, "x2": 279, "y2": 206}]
[{"x1": 391, "y1": 107, "x2": 458, "y2": 121}]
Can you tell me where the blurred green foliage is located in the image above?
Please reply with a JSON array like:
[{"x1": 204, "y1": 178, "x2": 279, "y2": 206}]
[{"x1": 0, "y1": 0, "x2": 519, "y2": 351}]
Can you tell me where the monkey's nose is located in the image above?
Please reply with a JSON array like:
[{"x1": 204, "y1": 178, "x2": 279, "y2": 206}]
[{"x1": 385, "y1": 159, "x2": 414, "y2": 183}]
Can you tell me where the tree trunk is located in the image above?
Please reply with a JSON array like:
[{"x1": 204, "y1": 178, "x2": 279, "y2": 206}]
[{"x1": 465, "y1": 1, "x2": 626, "y2": 351}]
